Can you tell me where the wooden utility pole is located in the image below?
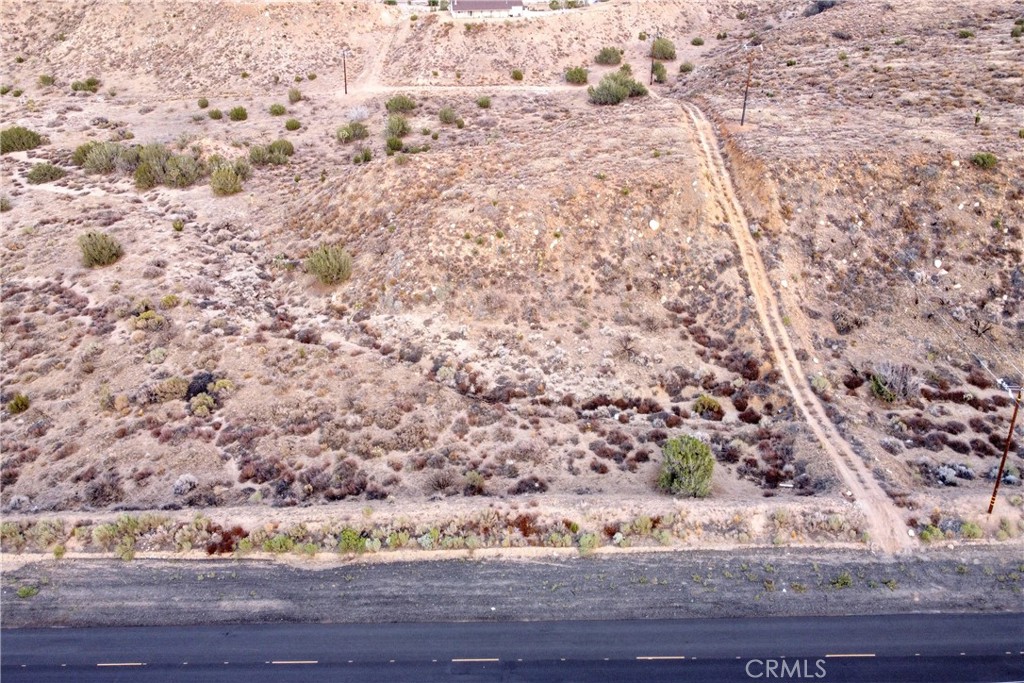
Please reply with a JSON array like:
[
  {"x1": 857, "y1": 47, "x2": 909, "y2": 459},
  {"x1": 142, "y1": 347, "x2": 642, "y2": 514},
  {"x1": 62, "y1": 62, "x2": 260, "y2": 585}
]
[
  {"x1": 988, "y1": 386, "x2": 1023, "y2": 514},
  {"x1": 342, "y1": 49, "x2": 351, "y2": 95},
  {"x1": 740, "y1": 49, "x2": 755, "y2": 126}
]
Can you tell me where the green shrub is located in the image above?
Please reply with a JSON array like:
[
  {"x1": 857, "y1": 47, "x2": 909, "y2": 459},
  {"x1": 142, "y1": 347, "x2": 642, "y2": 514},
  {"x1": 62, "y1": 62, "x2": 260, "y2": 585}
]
[
  {"x1": 26, "y1": 162, "x2": 66, "y2": 184},
  {"x1": 197, "y1": 97, "x2": 209, "y2": 109},
  {"x1": 337, "y1": 121, "x2": 369, "y2": 142},
  {"x1": 208, "y1": 108, "x2": 223, "y2": 120},
  {"x1": 82, "y1": 142, "x2": 125, "y2": 173},
  {"x1": 0, "y1": 85, "x2": 10, "y2": 96},
  {"x1": 285, "y1": 118, "x2": 301, "y2": 131},
  {"x1": 691, "y1": 36, "x2": 705, "y2": 46},
  {"x1": 679, "y1": 61, "x2": 695, "y2": 73},
  {"x1": 16, "y1": 586, "x2": 39, "y2": 599},
  {"x1": 263, "y1": 534, "x2": 295, "y2": 553},
  {"x1": 869, "y1": 375, "x2": 897, "y2": 402},
  {"x1": 971, "y1": 152, "x2": 998, "y2": 169},
  {"x1": 716, "y1": 31, "x2": 728, "y2": 39},
  {"x1": 79, "y1": 231, "x2": 123, "y2": 268},
  {"x1": 71, "y1": 77, "x2": 101, "y2": 93},
  {"x1": 11, "y1": 89, "x2": 23, "y2": 97},
  {"x1": 210, "y1": 166, "x2": 243, "y2": 195},
  {"x1": 72, "y1": 141, "x2": 97, "y2": 166},
  {"x1": 652, "y1": 61, "x2": 667, "y2": 83},
  {"x1": 511, "y1": 68, "x2": 524, "y2": 81},
  {"x1": 288, "y1": 87, "x2": 302, "y2": 104},
  {"x1": 919, "y1": 525, "x2": 942, "y2": 542},
  {"x1": 957, "y1": 29, "x2": 974, "y2": 39},
  {"x1": 305, "y1": 244, "x2": 353, "y2": 285},
  {"x1": 385, "y1": 114, "x2": 410, "y2": 138},
  {"x1": 0, "y1": 195, "x2": 10, "y2": 212},
  {"x1": 386, "y1": 136, "x2": 403, "y2": 152},
  {"x1": 163, "y1": 154, "x2": 203, "y2": 188},
  {"x1": 658, "y1": 435, "x2": 714, "y2": 498},
  {"x1": 1, "y1": 126, "x2": 43, "y2": 153},
  {"x1": 587, "y1": 66, "x2": 647, "y2": 105},
  {"x1": 249, "y1": 145, "x2": 270, "y2": 165},
  {"x1": 651, "y1": 37, "x2": 677, "y2": 59},
  {"x1": 439, "y1": 106, "x2": 458, "y2": 124},
  {"x1": 268, "y1": 138, "x2": 295, "y2": 157},
  {"x1": 476, "y1": 96, "x2": 491, "y2": 109},
  {"x1": 307, "y1": 73, "x2": 316, "y2": 80},
  {"x1": 830, "y1": 571, "x2": 853, "y2": 588},
  {"x1": 269, "y1": 103, "x2": 286, "y2": 116},
  {"x1": 786, "y1": 58, "x2": 797, "y2": 66},
  {"x1": 595, "y1": 47, "x2": 622, "y2": 65},
  {"x1": 693, "y1": 394, "x2": 723, "y2": 419},
  {"x1": 1012, "y1": 25, "x2": 1023, "y2": 38},
  {"x1": 228, "y1": 106, "x2": 248, "y2": 121},
  {"x1": 386, "y1": 94, "x2": 416, "y2": 113},
  {"x1": 38, "y1": 74, "x2": 55, "y2": 87},
  {"x1": 565, "y1": 66, "x2": 588, "y2": 84},
  {"x1": 961, "y1": 521, "x2": 983, "y2": 539},
  {"x1": 7, "y1": 393, "x2": 30, "y2": 414},
  {"x1": 338, "y1": 528, "x2": 366, "y2": 554}
]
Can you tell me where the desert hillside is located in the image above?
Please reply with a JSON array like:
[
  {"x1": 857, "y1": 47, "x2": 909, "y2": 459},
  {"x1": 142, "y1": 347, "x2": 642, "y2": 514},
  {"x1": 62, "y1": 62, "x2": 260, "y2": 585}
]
[{"x1": 1, "y1": 0, "x2": 1021, "y2": 558}]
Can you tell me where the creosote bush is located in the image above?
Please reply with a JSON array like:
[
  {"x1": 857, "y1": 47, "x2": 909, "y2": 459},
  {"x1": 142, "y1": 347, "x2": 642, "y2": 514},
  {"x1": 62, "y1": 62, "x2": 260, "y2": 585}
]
[
  {"x1": 228, "y1": 106, "x2": 248, "y2": 121},
  {"x1": 268, "y1": 138, "x2": 295, "y2": 157},
  {"x1": 26, "y1": 162, "x2": 66, "y2": 184},
  {"x1": 565, "y1": 66, "x2": 588, "y2": 84},
  {"x1": 210, "y1": 166, "x2": 243, "y2": 196},
  {"x1": 337, "y1": 121, "x2": 369, "y2": 143},
  {"x1": 658, "y1": 435, "x2": 714, "y2": 498},
  {"x1": 79, "y1": 231, "x2": 123, "y2": 268},
  {"x1": 438, "y1": 106, "x2": 458, "y2": 124},
  {"x1": 385, "y1": 94, "x2": 416, "y2": 113},
  {"x1": 595, "y1": 46, "x2": 622, "y2": 65},
  {"x1": 511, "y1": 68, "x2": 524, "y2": 81},
  {"x1": 71, "y1": 77, "x2": 101, "y2": 93},
  {"x1": 587, "y1": 66, "x2": 647, "y2": 105},
  {"x1": 679, "y1": 61, "x2": 695, "y2": 73},
  {"x1": 305, "y1": 244, "x2": 353, "y2": 285},
  {"x1": 38, "y1": 74, "x2": 55, "y2": 87},
  {"x1": 197, "y1": 97, "x2": 209, "y2": 109},
  {"x1": 651, "y1": 37, "x2": 677, "y2": 60},
  {"x1": 208, "y1": 108, "x2": 223, "y2": 120},
  {"x1": 288, "y1": 87, "x2": 302, "y2": 104},
  {"x1": 476, "y1": 96, "x2": 491, "y2": 109},
  {"x1": 269, "y1": 103, "x2": 286, "y2": 116},
  {"x1": 285, "y1": 118, "x2": 301, "y2": 131},
  {"x1": 1, "y1": 126, "x2": 43, "y2": 154},
  {"x1": 7, "y1": 393, "x2": 30, "y2": 414},
  {"x1": 971, "y1": 152, "x2": 998, "y2": 169},
  {"x1": 691, "y1": 36, "x2": 705, "y2": 46},
  {"x1": 652, "y1": 61, "x2": 667, "y2": 83},
  {"x1": 385, "y1": 114, "x2": 410, "y2": 138}
]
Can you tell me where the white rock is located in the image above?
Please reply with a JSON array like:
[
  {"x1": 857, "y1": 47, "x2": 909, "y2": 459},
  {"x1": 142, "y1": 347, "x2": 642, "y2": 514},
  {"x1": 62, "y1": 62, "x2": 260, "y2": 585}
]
[
  {"x1": 649, "y1": 219, "x2": 659, "y2": 231},
  {"x1": 934, "y1": 258, "x2": 942, "y2": 268}
]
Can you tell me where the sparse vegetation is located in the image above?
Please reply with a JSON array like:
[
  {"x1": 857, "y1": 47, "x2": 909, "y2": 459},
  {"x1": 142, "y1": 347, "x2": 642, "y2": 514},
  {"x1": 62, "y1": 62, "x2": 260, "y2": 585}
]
[
  {"x1": 288, "y1": 87, "x2": 302, "y2": 104},
  {"x1": 71, "y1": 76, "x2": 101, "y2": 93},
  {"x1": 652, "y1": 62, "x2": 667, "y2": 83},
  {"x1": 565, "y1": 66, "x2": 589, "y2": 85},
  {"x1": 690, "y1": 37, "x2": 705, "y2": 46},
  {"x1": 210, "y1": 165, "x2": 243, "y2": 195},
  {"x1": 588, "y1": 66, "x2": 648, "y2": 105},
  {"x1": 511, "y1": 69, "x2": 524, "y2": 81},
  {"x1": 7, "y1": 392, "x2": 30, "y2": 414},
  {"x1": 208, "y1": 108, "x2": 223, "y2": 120},
  {"x1": 337, "y1": 121, "x2": 369, "y2": 143},
  {"x1": 438, "y1": 106, "x2": 458, "y2": 124},
  {"x1": 197, "y1": 97, "x2": 209, "y2": 109},
  {"x1": 285, "y1": 118, "x2": 301, "y2": 131},
  {"x1": 386, "y1": 94, "x2": 416, "y2": 113},
  {"x1": 38, "y1": 74, "x2": 55, "y2": 87},
  {"x1": 476, "y1": 96, "x2": 491, "y2": 109},
  {"x1": 269, "y1": 103, "x2": 286, "y2": 116},
  {"x1": 386, "y1": 114, "x2": 410, "y2": 138},
  {"x1": 971, "y1": 152, "x2": 998, "y2": 169},
  {"x1": 305, "y1": 244, "x2": 353, "y2": 285},
  {"x1": 228, "y1": 106, "x2": 248, "y2": 121},
  {"x1": 679, "y1": 61, "x2": 695, "y2": 73},
  {"x1": 79, "y1": 231, "x2": 123, "y2": 268}
]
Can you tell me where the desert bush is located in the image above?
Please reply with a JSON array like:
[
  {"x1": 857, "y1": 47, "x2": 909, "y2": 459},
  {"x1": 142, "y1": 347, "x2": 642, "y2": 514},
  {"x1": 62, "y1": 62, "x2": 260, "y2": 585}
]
[
  {"x1": 305, "y1": 244, "x2": 353, "y2": 285},
  {"x1": 162, "y1": 154, "x2": 203, "y2": 188},
  {"x1": 652, "y1": 62, "x2": 667, "y2": 83},
  {"x1": 269, "y1": 103, "x2": 286, "y2": 116},
  {"x1": 565, "y1": 66, "x2": 588, "y2": 84},
  {"x1": 71, "y1": 77, "x2": 101, "y2": 93},
  {"x1": 26, "y1": 162, "x2": 66, "y2": 184},
  {"x1": 693, "y1": 394, "x2": 724, "y2": 420},
  {"x1": 82, "y1": 141, "x2": 127, "y2": 174},
  {"x1": 658, "y1": 435, "x2": 714, "y2": 498},
  {"x1": 1, "y1": 126, "x2": 43, "y2": 153},
  {"x1": 268, "y1": 138, "x2": 295, "y2": 157},
  {"x1": 438, "y1": 106, "x2": 458, "y2": 124},
  {"x1": 197, "y1": 97, "x2": 209, "y2": 109},
  {"x1": 249, "y1": 145, "x2": 269, "y2": 165},
  {"x1": 690, "y1": 36, "x2": 705, "y2": 46},
  {"x1": 79, "y1": 231, "x2": 123, "y2": 268},
  {"x1": 7, "y1": 392, "x2": 30, "y2": 414},
  {"x1": 210, "y1": 166, "x2": 243, "y2": 195},
  {"x1": 971, "y1": 152, "x2": 998, "y2": 169},
  {"x1": 679, "y1": 61, "x2": 695, "y2": 73},
  {"x1": 651, "y1": 37, "x2": 677, "y2": 59},
  {"x1": 961, "y1": 521, "x2": 983, "y2": 539},
  {"x1": 385, "y1": 94, "x2": 415, "y2": 113},
  {"x1": 587, "y1": 67, "x2": 647, "y2": 105},
  {"x1": 511, "y1": 69, "x2": 524, "y2": 81},
  {"x1": 72, "y1": 141, "x2": 98, "y2": 165},
  {"x1": 476, "y1": 96, "x2": 491, "y2": 109},
  {"x1": 595, "y1": 47, "x2": 622, "y2": 65},
  {"x1": 830, "y1": 571, "x2": 853, "y2": 588},
  {"x1": 1012, "y1": 25, "x2": 1023, "y2": 38},
  {"x1": 0, "y1": 195, "x2": 10, "y2": 212},
  {"x1": 39, "y1": 74, "x2": 55, "y2": 87},
  {"x1": 208, "y1": 108, "x2": 223, "y2": 120},
  {"x1": 288, "y1": 87, "x2": 302, "y2": 104},
  {"x1": 386, "y1": 136, "x2": 403, "y2": 152},
  {"x1": 385, "y1": 114, "x2": 410, "y2": 138},
  {"x1": 957, "y1": 29, "x2": 974, "y2": 39},
  {"x1": 870, "y1": 363, "x2": 919, "y2": 402},
  {"x1": 336, "y1": 121, "x2": 369, "y2": 143},
  {"x1": 285, "y1": 118, "x2": 301, "y2": 131},
  {"x1": 228, "y1": 106, "x2": 248, "y2": 121}
]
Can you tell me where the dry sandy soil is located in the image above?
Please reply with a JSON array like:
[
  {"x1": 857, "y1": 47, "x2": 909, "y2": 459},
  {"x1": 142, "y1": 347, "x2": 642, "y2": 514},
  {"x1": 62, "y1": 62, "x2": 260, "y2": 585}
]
[{"x1": 1, "y1": 0, "x2": 1022, "y2": 561}]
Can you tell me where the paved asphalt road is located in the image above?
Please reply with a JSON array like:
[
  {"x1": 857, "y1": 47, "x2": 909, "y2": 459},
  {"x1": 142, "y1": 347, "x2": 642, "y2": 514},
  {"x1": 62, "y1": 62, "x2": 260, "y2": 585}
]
[{"x1": 2, "y1": 613, "x2": 1021, "y2": 682}]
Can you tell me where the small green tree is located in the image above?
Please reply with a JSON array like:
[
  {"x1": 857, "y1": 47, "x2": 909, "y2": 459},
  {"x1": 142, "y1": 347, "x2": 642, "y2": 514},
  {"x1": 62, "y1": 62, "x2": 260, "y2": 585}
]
[{"x1": 658, "y1": 435, "x2": 714, "y2": 498}]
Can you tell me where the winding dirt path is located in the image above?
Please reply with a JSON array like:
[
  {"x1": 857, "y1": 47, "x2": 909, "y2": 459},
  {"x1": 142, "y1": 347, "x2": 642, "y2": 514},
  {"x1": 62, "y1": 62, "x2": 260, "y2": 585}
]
[{"x1": 678, "y1": 102, "x2": 911, "y2": 553}]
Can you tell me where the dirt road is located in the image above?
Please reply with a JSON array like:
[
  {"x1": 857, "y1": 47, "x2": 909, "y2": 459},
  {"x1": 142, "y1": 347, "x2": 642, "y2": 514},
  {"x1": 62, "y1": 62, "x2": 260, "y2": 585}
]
[{"x1": 678, "y1": 102, "x2": 912, "y2": 553}]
